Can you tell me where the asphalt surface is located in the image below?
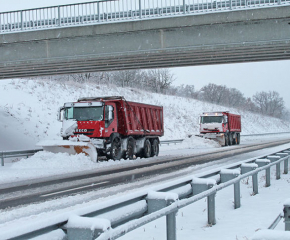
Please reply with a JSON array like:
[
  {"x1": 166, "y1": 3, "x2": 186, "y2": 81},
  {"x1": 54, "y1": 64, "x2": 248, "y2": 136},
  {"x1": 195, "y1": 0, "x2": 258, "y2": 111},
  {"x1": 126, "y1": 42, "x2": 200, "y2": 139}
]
[{"x1": 0, "y1": 138, "x2": 289, "y2": 209}]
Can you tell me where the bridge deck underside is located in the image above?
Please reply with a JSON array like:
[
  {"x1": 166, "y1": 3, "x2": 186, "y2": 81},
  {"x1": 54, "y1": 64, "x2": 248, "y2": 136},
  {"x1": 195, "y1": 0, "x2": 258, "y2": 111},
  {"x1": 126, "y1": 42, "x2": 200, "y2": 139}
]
[
  {"x1": 1, "y1": 41, "x2": 290, "y2": 79},
  {"x1": 1, "y1": 6, "x2": 290, "y2": 79}
]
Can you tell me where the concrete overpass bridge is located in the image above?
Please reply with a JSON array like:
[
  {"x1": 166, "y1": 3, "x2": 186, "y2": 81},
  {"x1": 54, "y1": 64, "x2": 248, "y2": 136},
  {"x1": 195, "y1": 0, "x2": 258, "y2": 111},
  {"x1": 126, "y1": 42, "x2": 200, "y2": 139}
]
[{"x1": 0, "y1": 0, "x2": 290, "y2": 79}]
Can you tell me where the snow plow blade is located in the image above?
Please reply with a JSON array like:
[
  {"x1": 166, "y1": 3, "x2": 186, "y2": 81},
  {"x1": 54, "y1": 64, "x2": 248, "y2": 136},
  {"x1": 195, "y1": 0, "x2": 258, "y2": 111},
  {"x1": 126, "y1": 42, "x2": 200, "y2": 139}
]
[{"x1": 37, "y1": 140, "x2": 98, "y2": 162}]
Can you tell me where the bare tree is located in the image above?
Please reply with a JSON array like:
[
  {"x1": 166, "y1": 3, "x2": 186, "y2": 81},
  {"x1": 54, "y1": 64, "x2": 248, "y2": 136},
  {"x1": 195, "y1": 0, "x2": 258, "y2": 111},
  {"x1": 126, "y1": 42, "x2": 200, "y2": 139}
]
[
  {"x1": 200, "y1": 83, "x2": 228, "y2": 104},
  {"x1": 253, "y1": 91, "x2": 285, "y2": 118},
  {"x1": 112, "y1": 70, "x2": 141, "y2": 87},
  {"x1": 146, "y1": 69, "x2": 175, "y2": 93},
  {"x1": 226, "y1": 88, "x2": 246, "y2": 108}
]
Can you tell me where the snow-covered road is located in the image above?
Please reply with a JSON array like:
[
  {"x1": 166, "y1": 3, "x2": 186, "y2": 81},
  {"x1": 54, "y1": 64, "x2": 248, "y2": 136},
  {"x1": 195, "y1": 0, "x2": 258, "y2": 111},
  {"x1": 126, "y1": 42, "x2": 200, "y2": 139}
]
[{"x1": 1, "y1": 135, "x2": 290, "y2": 240}]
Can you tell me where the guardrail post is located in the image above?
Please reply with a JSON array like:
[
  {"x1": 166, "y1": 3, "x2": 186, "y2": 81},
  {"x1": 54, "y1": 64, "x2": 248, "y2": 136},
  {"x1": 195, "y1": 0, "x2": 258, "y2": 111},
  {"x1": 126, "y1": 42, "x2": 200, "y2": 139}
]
[
  {"x1": 220, "y1": 169, "x2": 241, "y2": 209},
  {"x1": 192, "y1": 177, "x2": 217, "y2": 225},
  {"x1": 284, "y1": 200, "x2": 290, "y2": 231},
  {"x1": 241, "y1": 163, "x2": 258, "y2": 195},
  {"x1": 267, "y1": 155, "x2": 281, "y2": 180},
  {"x1": 1, "y1": 151, "x2": 4, "y2": 166},
  {"x1": 281, "y1": 152, "x2": 290, "y2": 174},
  {"x1": 256, "y1": 159, "x2": 271, "y2": 187},
  {"x1": 147, "y1": 191, "x2": 178, "y2": 240},
  {"x1": 67, "y1": 215, "x2": 110, "y2": 240}
]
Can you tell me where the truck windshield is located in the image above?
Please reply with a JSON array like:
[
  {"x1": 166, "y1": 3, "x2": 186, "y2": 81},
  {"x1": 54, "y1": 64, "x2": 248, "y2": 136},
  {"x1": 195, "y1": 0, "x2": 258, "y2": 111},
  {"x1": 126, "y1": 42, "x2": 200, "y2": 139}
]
[
  {"x1": 65, "y1": 107, "x2": 103, "y2": 121},
  {"x1": 201, "y1": 116, "x2": 223, "y2": 124}
]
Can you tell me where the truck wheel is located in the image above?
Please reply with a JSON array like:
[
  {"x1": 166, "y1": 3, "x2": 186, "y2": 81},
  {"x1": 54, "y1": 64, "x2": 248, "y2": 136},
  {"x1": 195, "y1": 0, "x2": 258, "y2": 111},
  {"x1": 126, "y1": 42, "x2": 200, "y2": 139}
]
[
  {"x1": 151, "y1": 139, "x2": 159, "y2": 157},
  {"x1": 143, "y1": 139, "x2": 152, "y2": 158},
  {"x1": 224, "y1": 134, "x2": 229, "y2": 146},
  {"x1": 110, "y1": 137, "x2": 122, "y2": 160},
  {"x1": 127, "y1": 137, "x2": 135, "y2": 160},
  {"x1": 228, "y1": 133, "x2": 233, "y2": 146},
  {"x1": 233, "y1": 134, "x2": 237, "y2": 145}
]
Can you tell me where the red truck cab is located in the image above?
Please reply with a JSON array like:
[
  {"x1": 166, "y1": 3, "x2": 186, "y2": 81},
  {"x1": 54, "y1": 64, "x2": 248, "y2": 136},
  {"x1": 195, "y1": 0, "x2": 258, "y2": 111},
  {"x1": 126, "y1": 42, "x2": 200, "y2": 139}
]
[
  {"x1": 58, "y1": 96, "x2": 164, "y2": 160},
  {"x1": 200, "y1": 112, "x2": 241, "y2": 146}
]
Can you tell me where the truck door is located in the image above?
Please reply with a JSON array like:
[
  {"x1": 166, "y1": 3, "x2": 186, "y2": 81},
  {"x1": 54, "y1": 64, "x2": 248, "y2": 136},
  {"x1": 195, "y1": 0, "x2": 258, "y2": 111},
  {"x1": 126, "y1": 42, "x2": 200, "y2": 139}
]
[{"x1": 104, "y1": 103, "x2": 117, "y2": 137}]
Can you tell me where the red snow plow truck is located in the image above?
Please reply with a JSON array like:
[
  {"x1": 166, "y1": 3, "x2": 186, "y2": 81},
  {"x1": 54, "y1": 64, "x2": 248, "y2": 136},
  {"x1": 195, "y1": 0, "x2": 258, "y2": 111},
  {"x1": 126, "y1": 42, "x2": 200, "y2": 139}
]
[
  {"x1": 39, "y1": 96, "x2": 164, "y2": 161},
  {"x1": 199, "y1": 112, "x2": 241, "y2": 146}
]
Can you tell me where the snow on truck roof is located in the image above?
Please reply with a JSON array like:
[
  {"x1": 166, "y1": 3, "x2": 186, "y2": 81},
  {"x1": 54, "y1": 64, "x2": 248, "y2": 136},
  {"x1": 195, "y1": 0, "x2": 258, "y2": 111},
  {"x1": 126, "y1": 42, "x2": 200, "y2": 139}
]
[
  {"x1": 78, "y1": 96, "x2": 124, "y2": 102},
  {"x1": 76, "y1": 96, "x2": 163, "y2": 108},
  {"x1": 201, "y1": 112, "x2": 227, "y2": 116}
]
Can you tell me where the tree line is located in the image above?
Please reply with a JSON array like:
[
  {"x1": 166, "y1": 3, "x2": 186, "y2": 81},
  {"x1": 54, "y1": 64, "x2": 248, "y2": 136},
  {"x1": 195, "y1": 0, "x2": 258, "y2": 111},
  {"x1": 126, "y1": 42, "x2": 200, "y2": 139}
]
[{"x1": 43, "y1": 69, "x2": 289, "y2": 120}]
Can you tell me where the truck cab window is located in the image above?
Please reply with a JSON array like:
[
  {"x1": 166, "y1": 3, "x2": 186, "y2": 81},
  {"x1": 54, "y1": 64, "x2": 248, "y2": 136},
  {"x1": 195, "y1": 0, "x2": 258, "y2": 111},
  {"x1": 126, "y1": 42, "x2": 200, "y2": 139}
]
[
  {"x1": 201, "y1": 116, "x2": 223, "y2": 123},
  {"x1": 105, "y1": 105, "x2": 114, "y2": 128}
]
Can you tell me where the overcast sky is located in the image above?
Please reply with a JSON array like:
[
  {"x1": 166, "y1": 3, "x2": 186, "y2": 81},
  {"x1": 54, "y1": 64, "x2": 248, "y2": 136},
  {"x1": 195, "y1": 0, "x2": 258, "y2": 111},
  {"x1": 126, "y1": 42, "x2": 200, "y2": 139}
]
[{"x1": 1, "y1": 0, "x2": 290, "y2": 109}]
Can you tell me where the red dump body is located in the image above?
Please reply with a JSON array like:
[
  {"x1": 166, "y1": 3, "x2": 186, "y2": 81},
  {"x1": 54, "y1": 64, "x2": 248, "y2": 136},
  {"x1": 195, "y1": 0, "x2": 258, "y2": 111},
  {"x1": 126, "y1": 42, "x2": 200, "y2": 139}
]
[
  {"x1": 74, "y1": 97, "x2": 164, "y2": 139},
  {"x1": 118, "y1": 100, "x2": 164, "y2": 137},
  {"x1": 226, "y1": 112, "x2": 241, "y2": 132}
]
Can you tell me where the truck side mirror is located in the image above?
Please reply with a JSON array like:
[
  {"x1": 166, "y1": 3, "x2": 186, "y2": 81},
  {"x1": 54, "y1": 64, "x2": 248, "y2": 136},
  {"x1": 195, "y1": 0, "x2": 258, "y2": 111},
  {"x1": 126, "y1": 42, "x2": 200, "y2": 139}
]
[
  {"x1": 108, "y1": 105, "x2": 114, "y2": 121},
  {"x1": 57, "y1": 107, "x2": 64, "y2": 122},
  {"x1": 198, "y1": 117, "x2": 201, "y2": 124}
]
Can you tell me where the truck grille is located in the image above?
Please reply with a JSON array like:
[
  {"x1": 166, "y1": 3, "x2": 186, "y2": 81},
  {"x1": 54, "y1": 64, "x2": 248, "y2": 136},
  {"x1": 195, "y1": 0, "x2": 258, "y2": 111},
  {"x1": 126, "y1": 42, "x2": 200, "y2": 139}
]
[{"x1": 73, "y1": 129, "x2": 94, "y2": 136}]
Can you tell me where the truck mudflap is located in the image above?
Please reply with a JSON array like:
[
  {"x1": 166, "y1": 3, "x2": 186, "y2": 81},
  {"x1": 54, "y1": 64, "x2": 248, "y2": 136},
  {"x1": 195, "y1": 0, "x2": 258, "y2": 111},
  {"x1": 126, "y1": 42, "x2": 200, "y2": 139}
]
[{"x1": 37, "y1": 140, "x2": 98, "y2": 162}]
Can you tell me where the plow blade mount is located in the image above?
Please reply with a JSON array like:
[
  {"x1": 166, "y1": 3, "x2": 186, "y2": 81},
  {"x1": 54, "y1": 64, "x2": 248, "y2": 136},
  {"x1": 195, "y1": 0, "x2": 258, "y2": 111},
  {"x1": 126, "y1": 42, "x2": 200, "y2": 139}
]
[{"x1": 37, "y1": 140, "x2": 98, "y2": 162}]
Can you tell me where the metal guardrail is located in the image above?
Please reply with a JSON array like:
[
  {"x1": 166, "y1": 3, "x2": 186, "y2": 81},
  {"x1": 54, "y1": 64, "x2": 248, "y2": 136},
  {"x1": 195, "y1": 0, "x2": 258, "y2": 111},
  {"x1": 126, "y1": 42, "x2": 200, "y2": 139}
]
[
  {"x1": 0, "y1": 149, "x2": 42, "y2": 167},
  {"x1": 2, "y1": 131, "x2": 290, "y2": 166},
  {"x1": 0, "y1": 139, "x2": 181, "y2": 166},
  {"x1": 242, "y1": 132, "x2": 290, "y2": 137},
  {"x1": 2, "y1": 147, "x2": 290, "y2": 240},
  {"x1": 160, "y1": 139, "x2": 184, "y2": 145},
  {"x1": 1, "y1": 0, "x2": 290, "y2": 34}
]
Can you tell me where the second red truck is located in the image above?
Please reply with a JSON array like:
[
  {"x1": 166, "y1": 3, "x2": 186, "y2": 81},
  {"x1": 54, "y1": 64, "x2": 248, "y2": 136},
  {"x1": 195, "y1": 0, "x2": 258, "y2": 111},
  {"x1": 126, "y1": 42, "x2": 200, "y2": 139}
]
[{"x1": 199, "y1": 112, "x2": 241, "y2": 146}]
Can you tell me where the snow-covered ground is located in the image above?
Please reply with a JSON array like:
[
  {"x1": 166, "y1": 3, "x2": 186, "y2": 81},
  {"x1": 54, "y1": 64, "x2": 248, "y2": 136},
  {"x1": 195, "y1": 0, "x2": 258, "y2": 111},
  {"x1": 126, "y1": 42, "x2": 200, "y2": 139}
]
[
  {"x1": 0, "y1": 79, "x2": 289, "y2": 151},
  {"x1": 1, "y1": 141, "x2": 290, "y2": 240},
  {"x1": 1, "y1": 79, "x2": 290, "y2": 240}
]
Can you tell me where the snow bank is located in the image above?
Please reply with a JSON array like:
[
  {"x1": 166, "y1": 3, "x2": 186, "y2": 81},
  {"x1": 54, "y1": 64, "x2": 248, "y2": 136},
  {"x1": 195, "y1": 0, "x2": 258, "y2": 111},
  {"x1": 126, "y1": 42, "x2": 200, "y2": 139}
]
[
  {"x1": 66, "y1": 215, "x2": 111, "y2": 231},
  {"x1": 147, "y1": 191, "x2": 178, "y2": 201},
  {"x1": 220, "y1": 168, "x2": 241, "y2": 175},
  {"x1": 30, "y1": 229, "x2": 66, "y2": 240},
  {"x1": 250, "y1": 229, "x2": 290, "y2": 240}
]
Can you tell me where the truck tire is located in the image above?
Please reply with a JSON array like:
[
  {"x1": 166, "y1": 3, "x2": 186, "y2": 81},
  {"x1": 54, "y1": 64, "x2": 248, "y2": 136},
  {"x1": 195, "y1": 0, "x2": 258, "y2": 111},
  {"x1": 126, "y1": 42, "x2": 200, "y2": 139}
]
[
  {"x1": 143, "y1": 139, "x2": 152, "y2": 158},
  {"x1": 224, "y1": 134, "x2": 229, "y2": 146},
  {"x1": 151, "y1": 139, "x2": 159, "y2": 157},
  {"x1": 127, "y1": 137, "x2": 135, "y2": 160},
  {"x1": 110, "y1": 137, "x2": 122, "y2": 160},
  {"x1": 228, "y1": 133, "x2": 233, "y2": 146},
  {"x1": 233, "y1": 134, "x2": 237, "y2": 145}
]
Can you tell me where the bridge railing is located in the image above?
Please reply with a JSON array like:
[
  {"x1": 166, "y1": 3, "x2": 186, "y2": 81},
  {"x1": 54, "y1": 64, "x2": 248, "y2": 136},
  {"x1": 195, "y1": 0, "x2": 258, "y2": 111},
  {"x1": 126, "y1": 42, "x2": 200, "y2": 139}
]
[{"x1": 1, "y1": 0, "x2": 290, "y2": 33}]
